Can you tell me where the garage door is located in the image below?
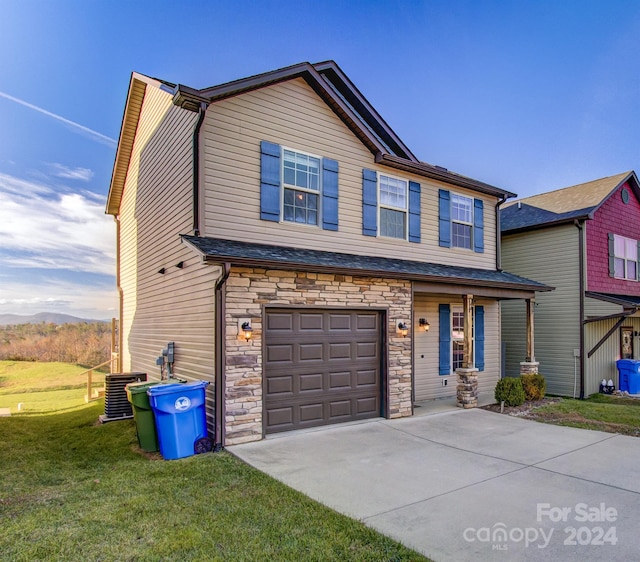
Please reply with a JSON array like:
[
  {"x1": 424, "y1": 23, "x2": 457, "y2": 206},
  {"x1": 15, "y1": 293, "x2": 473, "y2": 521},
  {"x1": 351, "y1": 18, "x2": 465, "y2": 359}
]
[{"x1": 264, "y1": 309, "x2": 382, "y2": 434}]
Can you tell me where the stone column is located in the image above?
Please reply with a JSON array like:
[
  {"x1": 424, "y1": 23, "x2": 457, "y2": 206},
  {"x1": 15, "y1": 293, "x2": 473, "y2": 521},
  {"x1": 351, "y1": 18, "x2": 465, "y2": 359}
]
[
  {"x1": 520, "y1": 361, "x2": 539, "y2": 375},
  {"x1": 457, "y1": 367, "x2": 479, "y2": 408}
]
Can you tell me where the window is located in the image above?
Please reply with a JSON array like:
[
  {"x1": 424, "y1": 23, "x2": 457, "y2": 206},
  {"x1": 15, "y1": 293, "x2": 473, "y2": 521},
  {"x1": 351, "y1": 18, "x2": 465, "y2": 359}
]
[
  {"x1": 613, "y1": 234, "x2": 637, "y2": 280},
  {"x1": 451, "y1": 194, "x2": 473, "y2": 249},
  {"x1": 379, "y1": 175, "x2": 407, "y2": 239},
  {"x1": 451, "y1": 308, "x2": 465, "y2": 371},
  {"x1": 282, "y1": 149, "x2": 320, "y2": 225},
  {"x1": 438, "y1": 190, "x2": 483, "y2": 253}
]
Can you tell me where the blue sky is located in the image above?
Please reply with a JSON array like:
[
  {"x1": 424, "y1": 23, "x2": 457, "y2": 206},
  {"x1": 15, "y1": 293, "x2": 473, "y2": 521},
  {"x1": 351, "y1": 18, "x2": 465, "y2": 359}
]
[{"x1": 1, "y1": 0, "x2": 639, "y2": 319}]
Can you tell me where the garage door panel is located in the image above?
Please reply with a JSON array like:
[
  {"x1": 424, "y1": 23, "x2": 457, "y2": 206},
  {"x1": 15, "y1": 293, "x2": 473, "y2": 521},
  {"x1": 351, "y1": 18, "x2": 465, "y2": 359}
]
[
  {"x1": 299, "y1": 343, "x2": 323, "y2": 361},
  {"x1": 299, "y1": 313, "x2": 323, "y2": 330},
  {"x1": 356, "y1": 313, "x2": 378, "y2": 330},
  {"x1": 265, "y1": 309, "x2": 382, "y2": 434},
  {"x1": 266, "y1": 345, "x2": 293, "y2": 363},
  {"x1": 299, "y1": 373, "x2": 323, "y2": 392},
  {"x1": 267, "y1": 313, "x2": 294, "y2": 331}
]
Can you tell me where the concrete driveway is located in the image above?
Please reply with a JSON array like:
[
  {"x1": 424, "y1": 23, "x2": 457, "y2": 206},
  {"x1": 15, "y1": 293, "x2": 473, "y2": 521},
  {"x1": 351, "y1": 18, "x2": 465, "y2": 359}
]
[{"x1": 230, "y1": 408, "x2": 640, "y2": 561}]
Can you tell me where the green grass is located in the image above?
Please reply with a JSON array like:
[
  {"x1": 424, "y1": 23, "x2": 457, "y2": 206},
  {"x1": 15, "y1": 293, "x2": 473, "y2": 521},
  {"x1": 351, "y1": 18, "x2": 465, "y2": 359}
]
[
  {"x1": 0, "y1": 362, "x2": 428, "y2": 561},
  {"x1": 527, "y1": 394, "x2": 640, "y2": 436},
  {"x1": 0, "y1": 361, "x2": 105, "y2": 413}
]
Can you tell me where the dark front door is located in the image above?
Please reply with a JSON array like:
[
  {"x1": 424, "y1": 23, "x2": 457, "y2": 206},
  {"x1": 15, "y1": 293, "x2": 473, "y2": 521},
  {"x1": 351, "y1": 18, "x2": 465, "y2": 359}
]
[{"x1": 264, "y1": 309, "x2": 382, "y2": 434}]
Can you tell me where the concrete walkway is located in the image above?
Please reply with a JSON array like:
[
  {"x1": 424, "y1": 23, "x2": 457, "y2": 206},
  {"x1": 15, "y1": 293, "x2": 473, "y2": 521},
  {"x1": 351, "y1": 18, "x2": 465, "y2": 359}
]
[{"x1": 230, "y1": 408, "x2": 640, "y2": 561}]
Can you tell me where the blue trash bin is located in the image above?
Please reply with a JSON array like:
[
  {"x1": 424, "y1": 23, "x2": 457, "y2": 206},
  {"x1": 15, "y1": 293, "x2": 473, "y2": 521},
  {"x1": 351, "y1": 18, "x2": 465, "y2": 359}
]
[
  {"x1": 147, "y1": 381, "x2": 211, "y2": 460},
  {"x1": 616, "y1": 359, "x2": 640, "y2": 393}
]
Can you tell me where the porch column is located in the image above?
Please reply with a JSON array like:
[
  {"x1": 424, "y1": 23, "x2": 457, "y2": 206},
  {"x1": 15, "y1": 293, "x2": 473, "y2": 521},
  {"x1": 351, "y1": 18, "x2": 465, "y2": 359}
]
[
  {"x1": 521, "y1": 297, "x2": 539, "y2": 375},
  {"x1": 457, "y1": 294, "x2": 479, "y2": 408}
]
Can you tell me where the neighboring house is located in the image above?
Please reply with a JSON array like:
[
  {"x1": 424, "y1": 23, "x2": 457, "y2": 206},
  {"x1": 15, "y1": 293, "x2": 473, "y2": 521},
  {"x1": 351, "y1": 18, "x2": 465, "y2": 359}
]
[
  {"x1": 501, "y1": 171, "x2": 640, "y2": 398},
  {"x1": 106, "y1": 61, "x2": 549, "y2": 446}
]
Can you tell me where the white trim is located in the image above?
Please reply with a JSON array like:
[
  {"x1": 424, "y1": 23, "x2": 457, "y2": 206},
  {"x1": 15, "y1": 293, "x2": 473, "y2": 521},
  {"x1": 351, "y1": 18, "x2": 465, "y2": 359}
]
[
  {"x1": 450, "y1": 192, "x2": 473, "y2": 250},
  {"x1": 279, "y1": 146, "x2": 323, "y2": 227},
  {"x1": 377, "y1": 172, "x2": 408, "y2": 240}
]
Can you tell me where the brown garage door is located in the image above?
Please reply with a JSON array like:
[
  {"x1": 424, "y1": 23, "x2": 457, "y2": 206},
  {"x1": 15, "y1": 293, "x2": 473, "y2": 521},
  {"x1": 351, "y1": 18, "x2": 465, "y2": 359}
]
[{"x1": 264, "y1": 309, "x2": 382, "y2": 434}]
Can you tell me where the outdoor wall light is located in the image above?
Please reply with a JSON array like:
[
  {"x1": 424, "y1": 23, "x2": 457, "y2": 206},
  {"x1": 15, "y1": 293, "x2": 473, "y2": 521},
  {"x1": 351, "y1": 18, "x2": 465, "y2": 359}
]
[
  {"x1": 419, "y1": 317, "x2": 430, "y2": 332},
  {"x1": 397, "y1": 322, "x2": 409, "y2": 337},
  {"x1": 240, "y1": 321, "x2": 253, "y2": 342}
]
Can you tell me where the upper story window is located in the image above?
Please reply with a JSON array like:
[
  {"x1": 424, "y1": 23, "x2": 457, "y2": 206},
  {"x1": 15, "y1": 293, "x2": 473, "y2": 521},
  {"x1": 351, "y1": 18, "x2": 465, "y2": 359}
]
[
  {"x1": 362, "y1": 169, "x2": 421, "y2": 243},
  {"x1": 451, "y1": 194, "x2": 473, "y2": 249},
  {"x1": 260, "y1": 141, "x2": 339, "y2": 231},
  {"x1": 438, "y1": 189, "x2": 484, "y2": 253},
  {"x1": 379, "y1": 175, "x2": 408, "y2": 239},
  {"x1": 282, "y1": 149, "x2": 320, "y2": 226},
  {"x1": 612, "y1": 234, "x2": 638, "y2": 280}
]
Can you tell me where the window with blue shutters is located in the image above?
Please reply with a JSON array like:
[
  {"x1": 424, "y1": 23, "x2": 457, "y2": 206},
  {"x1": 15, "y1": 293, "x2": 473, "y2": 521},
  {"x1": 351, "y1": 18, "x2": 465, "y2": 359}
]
[
  {"x1": 260, "y1": 141, "x2": 338, "y2": 230},
  {"x1": 439, "y1": 303, "x2": 485, "y2": 374},
  {"x1": 438, "y1": 189, "x2": 484, "y2": 253},
  {"x1": 362, "y1": 169, "x2": 420, "y2": 242}
]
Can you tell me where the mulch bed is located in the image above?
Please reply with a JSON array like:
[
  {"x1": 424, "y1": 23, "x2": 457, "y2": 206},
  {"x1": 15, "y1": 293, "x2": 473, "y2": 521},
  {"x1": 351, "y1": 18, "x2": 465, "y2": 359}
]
[{"x1": 481, "y1": 397, "x2": 562, "y2": 416}]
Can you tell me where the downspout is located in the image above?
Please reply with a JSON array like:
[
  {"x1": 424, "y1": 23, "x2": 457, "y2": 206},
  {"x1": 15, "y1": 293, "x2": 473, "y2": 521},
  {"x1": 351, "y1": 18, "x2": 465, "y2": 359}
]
[
  {"x1": 192, "y1": 102, "x2": 207, "y2": 236},
  {"x1": 114, "y1": 216, "x2": 124, "y2": 372},
  {"x1": 575, "y1": 219, "x2": 585, "y2": 399},
  {"x1": 495, "y1": 195, "x2": 507, "y2": 271},
  {"x1": 214, "y1": 262, "x2": 231, "y2": 451}
]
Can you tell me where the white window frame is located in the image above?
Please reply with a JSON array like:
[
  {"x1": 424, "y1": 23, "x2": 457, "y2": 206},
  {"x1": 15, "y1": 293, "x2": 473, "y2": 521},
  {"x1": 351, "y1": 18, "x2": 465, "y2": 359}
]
[
  {"x1": 451, "y1": 305, "x2": 474, "y2": 373},
  {"x1": 450, "y1": 193, "x2": 473, "y2": 250},
  {"x1": 378, "y1": 173, "x2": 408, "y2": 240},
  {"x1": 613, "y1": 234, "x2": 638, "y2": 281},
  {"x1": 280, "y1": 146, "x2": 322, "y2": 227}
]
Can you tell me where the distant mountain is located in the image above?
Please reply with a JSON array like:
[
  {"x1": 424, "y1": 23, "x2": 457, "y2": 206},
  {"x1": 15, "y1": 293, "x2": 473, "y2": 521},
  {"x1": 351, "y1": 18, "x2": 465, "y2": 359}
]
[{"x1": 0, "y1": 312, "x2": 107, "y2": 326}]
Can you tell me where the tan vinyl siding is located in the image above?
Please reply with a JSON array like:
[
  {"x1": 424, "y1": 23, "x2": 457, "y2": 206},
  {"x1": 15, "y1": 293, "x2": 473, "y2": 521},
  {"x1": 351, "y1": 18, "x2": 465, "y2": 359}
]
[
  {"x1": 201, "y1": 78, "x2": 497, "y2": 269},
  {"x1": 501, "y1": 224, "x2": 580, "y2": 396},
  {"x1": 585, "y1": 313, "x2": 640, "y2": 396},
  {"x1": 118, "y1": 84, "x2": 219, "y2": 423},
  {"x1": 413, "y1": 295, "x2": 499, "y2": 401},
  {"x1": 584, "y1": 295, "x2": 620, "y2": 318}
]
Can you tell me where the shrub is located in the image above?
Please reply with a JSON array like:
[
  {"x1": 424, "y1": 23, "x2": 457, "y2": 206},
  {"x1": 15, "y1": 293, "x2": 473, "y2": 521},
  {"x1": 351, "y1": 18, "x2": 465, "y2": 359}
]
[
  {"x1": 521, "y1": 374, "x2": 546, "y2": 401},
  {"x1": 494, "y1": 377, "x2": 526, "y2": 406}
]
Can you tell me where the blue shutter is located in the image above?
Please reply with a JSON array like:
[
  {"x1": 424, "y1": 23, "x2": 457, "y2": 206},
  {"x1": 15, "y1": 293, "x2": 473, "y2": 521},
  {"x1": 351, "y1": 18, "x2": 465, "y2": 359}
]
[
  {"x1": 322, "y1": 158, "x2": 339, "y2": 231},
  {"x1": 439, "y1": 304, "x2": 451, "y2": 375},
  {"x1": 474, "y1": 306, "x2": 485, "y2": 372},
  {"x1": 438, "y1": 190, "x2": 451, "y2": 247},
  {"x1": 408, "y1": 181, "x2": 421, "y2": 243},
  {"x1": 362, "y1": 169, "x2": 377, "y2": 236},
  {"x1": 260, "y1": 141, "x2": 281, "y2": 222},
  {"x1": 608, "y1": 233, "x2": 615, "y2": 277},
  {"x1": 473, "y1": 198, "x2": 484, "y2": 253}
]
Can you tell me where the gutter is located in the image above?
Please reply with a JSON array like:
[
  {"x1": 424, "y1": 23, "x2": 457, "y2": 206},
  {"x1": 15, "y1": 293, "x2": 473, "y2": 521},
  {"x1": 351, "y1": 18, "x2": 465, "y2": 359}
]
[
  {"x1": 214, "y1": 263, "x2": 231, "y2": 451},
  {"x1": 495, "y1": 195, "x2": 507, "y2": 271},
  {"x1": 192, "y1": 102, "x2": 208, "y2": 236},
  {"x1": 575, "y1": 219, "x2": 585, "y2": 399},
  {"x1": 114, "y1": 216, "x2": 124, "y2": 372}
]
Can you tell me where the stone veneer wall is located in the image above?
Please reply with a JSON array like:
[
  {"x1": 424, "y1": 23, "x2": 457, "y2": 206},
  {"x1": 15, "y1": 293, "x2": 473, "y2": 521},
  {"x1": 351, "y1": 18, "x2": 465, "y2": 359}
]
[{"x1": 224, "y1": 267, "x2": 413, "y2": 445}]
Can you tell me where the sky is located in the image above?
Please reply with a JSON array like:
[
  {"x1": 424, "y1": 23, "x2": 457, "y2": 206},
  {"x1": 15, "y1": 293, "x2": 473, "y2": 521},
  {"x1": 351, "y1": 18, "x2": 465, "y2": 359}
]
[{"x1": 1, "y1": 0, "x2": 639, "y2": 319}]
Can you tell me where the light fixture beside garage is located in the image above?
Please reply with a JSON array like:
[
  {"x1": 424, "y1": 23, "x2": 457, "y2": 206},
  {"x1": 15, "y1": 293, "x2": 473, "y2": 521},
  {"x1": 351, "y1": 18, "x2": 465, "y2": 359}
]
[
  {"x1": 397, "y1": 322, "x2": 409, "y2": 337},
  {"x1": 418, "y1": 317, "x2": 430, "y2": 332},
  {"x1": 239, "y1": 320, "x2": 253, "y2": 342}
]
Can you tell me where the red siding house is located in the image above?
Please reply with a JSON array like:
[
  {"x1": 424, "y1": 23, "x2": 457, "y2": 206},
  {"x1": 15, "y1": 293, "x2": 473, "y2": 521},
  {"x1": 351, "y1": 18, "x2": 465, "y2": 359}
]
[{"x1": 501, "y1": 171, "x2": 640, "y2": 397}]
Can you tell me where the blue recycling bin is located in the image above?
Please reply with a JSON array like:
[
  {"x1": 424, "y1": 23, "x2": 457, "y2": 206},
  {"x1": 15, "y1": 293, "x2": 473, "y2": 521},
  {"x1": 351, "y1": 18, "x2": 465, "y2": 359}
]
[
  {"x1": 616, "y1": 359, "x2": 640, "y2": 394},
  {"x1": 147, "y1": 381, "x2": 211, "y2": 460}
]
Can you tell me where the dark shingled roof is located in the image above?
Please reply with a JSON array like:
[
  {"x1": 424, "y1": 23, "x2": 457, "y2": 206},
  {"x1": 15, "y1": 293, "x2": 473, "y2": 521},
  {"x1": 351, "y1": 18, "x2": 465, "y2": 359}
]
[
  {"x1": 182, "y1": 236, "x2": 552, "y2": 292},
  {"x1": 586, "y1": 292, "x2": 640, "y2": 308},
  {"x1": 501, "y1": 203, "x2": 594, "y2": 233}
]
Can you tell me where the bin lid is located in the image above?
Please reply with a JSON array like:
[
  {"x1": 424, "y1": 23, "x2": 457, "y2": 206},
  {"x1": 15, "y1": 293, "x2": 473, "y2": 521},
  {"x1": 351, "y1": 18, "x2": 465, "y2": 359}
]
[
  {"x1": 126, "y1": 380, "x2": 164, "y2": 395},
  {"x1": 147, "y1": 380, "x2": 209, "y2": 396}
]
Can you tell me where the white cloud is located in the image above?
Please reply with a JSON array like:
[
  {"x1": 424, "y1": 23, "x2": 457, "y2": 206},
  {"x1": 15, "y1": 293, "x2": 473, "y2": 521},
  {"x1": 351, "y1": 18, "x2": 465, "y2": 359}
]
[
  {"x1": 0, "y1": 279, "x2": 116, "y2": 320},
  {"x1": 49, "y1": 163, "x2": 95, "y2": 181},
  {"x1": 0, "y1": 172, "x2": 115, "y2": 275},
  {"x1": 0, "y1": 90, "x2": 117, "y2": 148}
]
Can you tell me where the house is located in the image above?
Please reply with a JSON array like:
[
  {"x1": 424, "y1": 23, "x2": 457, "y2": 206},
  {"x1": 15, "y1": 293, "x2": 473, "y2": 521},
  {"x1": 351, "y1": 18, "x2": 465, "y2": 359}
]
[
  {"x1": 501, "y1": 171, "x2": 640, "y2": 398},
  {"x1": 106, "y1": 61, "x2": 550, "y2": 446}
]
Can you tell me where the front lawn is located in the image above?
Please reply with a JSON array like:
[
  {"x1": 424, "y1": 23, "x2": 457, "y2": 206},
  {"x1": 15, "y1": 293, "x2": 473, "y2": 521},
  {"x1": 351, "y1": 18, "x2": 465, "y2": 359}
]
[
  {"x1": 522, "y1": 393, "x2": 640, "y2": 436},
  {"x1": 0, "y1": 362, "x2": 428, "y2": 561}
]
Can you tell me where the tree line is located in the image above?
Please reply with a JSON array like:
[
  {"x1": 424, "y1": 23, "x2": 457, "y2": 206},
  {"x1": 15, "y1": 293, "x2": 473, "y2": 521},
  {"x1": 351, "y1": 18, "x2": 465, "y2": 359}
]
[{"x1": 0, "y1": 322, "x2": 112, "y2": 367}]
